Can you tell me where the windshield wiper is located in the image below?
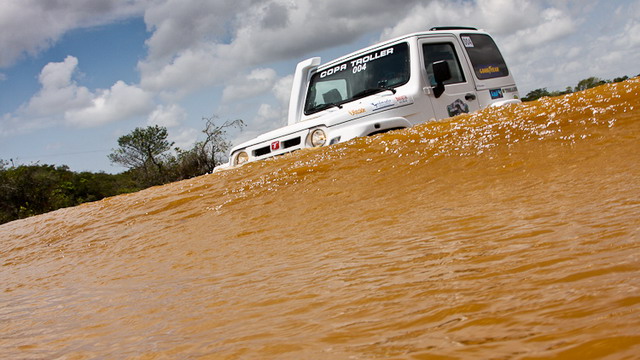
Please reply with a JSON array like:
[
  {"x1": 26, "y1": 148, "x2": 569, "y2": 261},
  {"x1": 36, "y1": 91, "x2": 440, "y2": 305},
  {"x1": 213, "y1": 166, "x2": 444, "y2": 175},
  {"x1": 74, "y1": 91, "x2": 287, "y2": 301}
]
[
  {"x1": 308, "y1": 102, "x2": 343, "y2": 113},
  {"x1": 307, "y1": 86, "x2": 396, "y2": 114},
  {"x1": 352, "y1": 86, "x2": 397, "y2": 100}
]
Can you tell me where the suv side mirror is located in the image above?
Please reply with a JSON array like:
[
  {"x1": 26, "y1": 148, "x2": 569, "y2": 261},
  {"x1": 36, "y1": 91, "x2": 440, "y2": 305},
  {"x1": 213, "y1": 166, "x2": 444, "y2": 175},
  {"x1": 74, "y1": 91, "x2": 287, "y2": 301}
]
[{"x1": 432, "y1": 60, "x2": 451, "y2": 98}]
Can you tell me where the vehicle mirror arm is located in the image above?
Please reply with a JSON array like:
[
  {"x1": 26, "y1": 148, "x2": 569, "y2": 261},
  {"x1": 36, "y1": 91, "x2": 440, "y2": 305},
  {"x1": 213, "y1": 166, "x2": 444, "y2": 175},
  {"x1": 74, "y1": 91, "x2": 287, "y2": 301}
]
[
  {"x1": 431, "y1": 60, "x2": 452, "y2": 98},
  {"x1": 433, "y1": 82, "x2": 445, "y2": 98}
]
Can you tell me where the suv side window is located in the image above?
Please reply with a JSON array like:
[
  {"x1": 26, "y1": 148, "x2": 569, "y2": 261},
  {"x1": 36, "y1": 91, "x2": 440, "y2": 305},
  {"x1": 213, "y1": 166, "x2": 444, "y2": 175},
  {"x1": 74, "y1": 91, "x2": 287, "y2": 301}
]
[
  {"x1": 461, "y1": 33, "x2": 509, "y2": 79},
  {"x1": 423, "y1": 43, "x2": 466, "y2": 86},
  {"x1": 308, "y1": 79, "x2": 348, "y2": 107}
]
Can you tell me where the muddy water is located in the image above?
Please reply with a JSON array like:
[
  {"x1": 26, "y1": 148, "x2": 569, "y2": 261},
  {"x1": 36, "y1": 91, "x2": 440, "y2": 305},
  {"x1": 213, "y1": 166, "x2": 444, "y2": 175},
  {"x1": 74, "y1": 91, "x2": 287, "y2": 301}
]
[{"x1": 2, "y1": 79, "x2": 640, "y2": 359}]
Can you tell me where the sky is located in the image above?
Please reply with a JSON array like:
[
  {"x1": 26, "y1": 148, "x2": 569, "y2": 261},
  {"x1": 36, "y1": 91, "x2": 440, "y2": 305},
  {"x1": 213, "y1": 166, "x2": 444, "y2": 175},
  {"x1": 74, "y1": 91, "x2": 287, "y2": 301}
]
[{"x1": 1, "y1": 0, "x2": 639, "y2": 173}]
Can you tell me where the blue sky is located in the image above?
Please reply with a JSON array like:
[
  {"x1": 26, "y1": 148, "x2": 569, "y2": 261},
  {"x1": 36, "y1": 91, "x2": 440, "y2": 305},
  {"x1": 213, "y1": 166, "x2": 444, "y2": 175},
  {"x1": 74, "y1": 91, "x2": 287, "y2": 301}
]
[{"x1": 1, "y1": 0, "x2": 639, "y2": 173}]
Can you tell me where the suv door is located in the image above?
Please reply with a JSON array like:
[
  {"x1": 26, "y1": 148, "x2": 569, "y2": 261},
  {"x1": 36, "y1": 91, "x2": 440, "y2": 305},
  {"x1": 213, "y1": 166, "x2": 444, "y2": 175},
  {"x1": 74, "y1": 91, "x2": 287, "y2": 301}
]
[{"x1": 420, "y1": 38, "x2": 480, "y2": 119}]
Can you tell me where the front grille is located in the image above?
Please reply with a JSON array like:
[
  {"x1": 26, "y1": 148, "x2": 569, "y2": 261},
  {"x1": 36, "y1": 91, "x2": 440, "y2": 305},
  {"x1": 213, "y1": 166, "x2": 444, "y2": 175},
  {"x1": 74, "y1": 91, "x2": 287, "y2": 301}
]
[
  {"x1": 283, "y1": 137, "x2": 301, "y2": 148},
  {"x1": 252, "y1": 136, "x2": 302, "y2": 158},
  {"x1": 253, "y1": 146, "x2": 271, "y2": 157}
]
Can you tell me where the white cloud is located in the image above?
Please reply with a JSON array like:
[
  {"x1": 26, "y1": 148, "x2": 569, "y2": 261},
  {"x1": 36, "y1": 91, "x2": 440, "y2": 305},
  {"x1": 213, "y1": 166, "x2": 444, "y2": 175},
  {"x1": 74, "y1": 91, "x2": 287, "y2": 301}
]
[
  {"x1": 475, "y1": 0, "x2": 541, "y2": 34},
  {"x1": 379, "y1": 0, "x2": 541, "y2": 41},
  {"x1": 380, "y1": 1, "x2": 469, "y2": 40},
  {"x1": 222, "y1": 68, "x2": 278, "y2": 102},
  {"x1": 147, "y1": 103, "x2": 187, "y2": 128},
  {"x1": 143, "y1": 0, "x2": 244, "y2": 60},
  {"x1": 248, "y1": 74, "x2": 294, "y2": 131},
  {"x1": 616, "y1": 20, "x2": 640, "y2": 48},
  {"x1": 380, "y1": 1, "x2": 576, "y2": 51},
  {"x1": 222, "y1": 71, "x2": 293, "y2": 135},
  {"x1": 255, "y1": 103, "x2": 282, "y2": 124},
  {"x1": 5, "y1": 56, "x2": 154, "y2": 133},
  {"x1": 139, "y1": 43, "x2": 236, "y2": 99},
  {"x1": 502, "y1": 1, "x2": 640, "y2": 93},
  {"x1": 137, "y1": 0, "x2": 257, "y2": 98},
  {"x1": 65, "y1": 80, "x2": 154, "y2": 127},
  {"x1": 376, "y1": 0, "x2": 587, "y2": 94},
  {"x1": 500, "y1": 7, "x2": 577, "y2": 54},
  {"x1": 170, "y1": 127, "x2": 199, "y2": 150},
  {"x1": 0, "y1": 112, "x2": 30, "y2": 136},
  {"x1": 23, "y1": 56, "x2": 93, "y2": 116},
  {"x1": 137, "y1": 0, "x2": 422, "y2": 98},
  {"x1": 0, "y1": 0, "x2": 148, "y2": 67},
  {"x1": 257, "y1": 74, "x2": 293, "y2": 125},
  {"x1": 564, "y1": 47, "x2": 582, "y2": 59},
  {"x1": 273, "y1": 74, "x2": 293, "y2": 105}
]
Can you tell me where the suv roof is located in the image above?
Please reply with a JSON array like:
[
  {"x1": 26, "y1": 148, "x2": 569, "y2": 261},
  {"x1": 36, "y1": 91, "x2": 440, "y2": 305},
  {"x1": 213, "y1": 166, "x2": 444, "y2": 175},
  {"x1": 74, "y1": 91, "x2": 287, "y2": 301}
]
[
  {"x1": 429, "y1": 26, "x2": 478, "y2": 31},
  {"x1": 318, "y1": 27, "x2": 485, "y2": 70}
]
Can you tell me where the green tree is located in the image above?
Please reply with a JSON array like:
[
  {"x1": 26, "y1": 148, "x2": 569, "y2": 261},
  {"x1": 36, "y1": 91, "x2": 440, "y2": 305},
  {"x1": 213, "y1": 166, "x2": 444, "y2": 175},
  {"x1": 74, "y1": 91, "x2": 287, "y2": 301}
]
[
  {"x1": 0, "y1": 161, "x2": 139, "y2": 224},
  {"x1": 108, "y1": 125, "x2": 174, "y2": 186},
  {"x1": 522, "y1": 88, "x2": 552, "y2": 102},
  {"x1": 0, "y1": 164, "x2": 74, "y2": 223},
  {"x1": 574, "y1": 77, "x2": 607, "y2": 92},
  {"x1": 522, "y1": 86, "x2": 575, "y2": 102},
  {"x1": 612, "y1": 75, "x2": 629, "y2": 83},
  {"x1": 201, "y1": 116, "x2": 245, "y2": 169},
  {"x1": 172, "y1": 116, "x2": 244, "y2": 179}
]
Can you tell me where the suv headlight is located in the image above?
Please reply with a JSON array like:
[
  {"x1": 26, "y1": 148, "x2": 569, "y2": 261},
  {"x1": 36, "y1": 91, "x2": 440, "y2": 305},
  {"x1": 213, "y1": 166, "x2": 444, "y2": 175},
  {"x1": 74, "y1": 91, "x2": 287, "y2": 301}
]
[
  {"x1": 233, "y1": 151, "x2": 249, "y2": 166},
  {"x1": 310, "y1": 129, "x2": 327, "y2": 147}
]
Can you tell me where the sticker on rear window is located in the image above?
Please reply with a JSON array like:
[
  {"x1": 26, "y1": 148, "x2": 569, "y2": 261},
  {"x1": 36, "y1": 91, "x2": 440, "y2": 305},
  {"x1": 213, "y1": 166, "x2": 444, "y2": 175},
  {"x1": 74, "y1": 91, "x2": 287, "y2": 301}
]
[{"x1": 461, "y1": 36, "x2": 474, "y2": 48}]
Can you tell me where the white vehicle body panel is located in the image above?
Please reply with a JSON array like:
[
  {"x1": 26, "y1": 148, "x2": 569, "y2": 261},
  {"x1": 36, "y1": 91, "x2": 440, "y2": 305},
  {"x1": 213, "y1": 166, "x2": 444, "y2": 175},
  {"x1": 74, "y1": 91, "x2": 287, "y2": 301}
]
[{"x1": 225, "y1": 27, "x2": 520, "y2": 167}]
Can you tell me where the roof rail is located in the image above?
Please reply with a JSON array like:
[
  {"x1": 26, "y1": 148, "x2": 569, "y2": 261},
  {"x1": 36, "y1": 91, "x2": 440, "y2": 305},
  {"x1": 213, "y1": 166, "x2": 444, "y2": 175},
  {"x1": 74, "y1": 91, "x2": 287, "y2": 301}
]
[{"x1": 429, "y1": 26, "x2": 478, "y2": 31}]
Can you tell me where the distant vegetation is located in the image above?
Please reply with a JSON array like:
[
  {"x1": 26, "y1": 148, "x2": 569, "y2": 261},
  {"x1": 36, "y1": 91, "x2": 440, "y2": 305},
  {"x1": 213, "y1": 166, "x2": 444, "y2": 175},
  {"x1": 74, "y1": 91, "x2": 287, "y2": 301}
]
[
  {"x1": 2, "y1": 74, "x2": 638, "y2": 225},
  {"x1": 1, "y1": 116, "x2": 244, "y2": 225},
  {"x1": 0, "y1": 162, "x2": 138, "y2": 224},
  {"x1": 521, "y1": 74, "x2": 637, "y2": 102}
]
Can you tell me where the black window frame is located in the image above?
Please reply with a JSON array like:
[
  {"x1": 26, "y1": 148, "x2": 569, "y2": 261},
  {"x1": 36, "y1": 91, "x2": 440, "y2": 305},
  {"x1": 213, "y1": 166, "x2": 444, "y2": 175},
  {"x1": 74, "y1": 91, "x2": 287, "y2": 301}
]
[
  {"x1": 304, "y1": 42, "x2": 411, "y2": 115},
  {"x1": 461, "y1": 33, "x2": 509, "y2": 80},
  {"x1": 422, "y1": 42, "x2": 467, "y2": 86}
]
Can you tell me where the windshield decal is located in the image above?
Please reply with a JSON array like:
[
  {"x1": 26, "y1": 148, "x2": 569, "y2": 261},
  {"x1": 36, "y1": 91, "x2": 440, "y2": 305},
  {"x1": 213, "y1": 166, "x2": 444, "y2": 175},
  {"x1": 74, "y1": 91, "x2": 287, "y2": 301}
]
[
  {"x1": 320, "y1": 47, "x2": 396, "y2": 79},
  {"x1": 350, "y1": 48, "x2": 394, "y2": 68},
  {"x1": 319, "y1": 64, "x2": 348, "y2": 78}
]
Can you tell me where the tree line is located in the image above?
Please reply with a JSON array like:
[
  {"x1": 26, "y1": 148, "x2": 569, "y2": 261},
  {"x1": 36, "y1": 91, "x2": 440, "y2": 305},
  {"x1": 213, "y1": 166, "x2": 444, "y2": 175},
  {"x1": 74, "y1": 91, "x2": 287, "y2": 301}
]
[
  {"x1": 521, "y1": 74, "x2": 637, "y2": 102},
  {"x1": 0, "y1": 116, "x2": 243, "y2": 225}
]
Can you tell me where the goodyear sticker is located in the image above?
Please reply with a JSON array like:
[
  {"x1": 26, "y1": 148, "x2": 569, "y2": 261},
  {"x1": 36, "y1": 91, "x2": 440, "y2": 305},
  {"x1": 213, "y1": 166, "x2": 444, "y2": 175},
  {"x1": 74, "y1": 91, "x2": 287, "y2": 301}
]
[{"x1": 479, "y1": 65, "x2": 500, "y2": 75}]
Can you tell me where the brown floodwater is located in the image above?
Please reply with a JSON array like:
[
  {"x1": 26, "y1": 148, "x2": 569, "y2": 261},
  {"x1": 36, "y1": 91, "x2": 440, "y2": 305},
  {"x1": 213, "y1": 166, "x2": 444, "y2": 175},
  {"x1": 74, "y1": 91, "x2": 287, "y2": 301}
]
[{"x1": 2, "y1": 79, "x2": 639, "y2": 359}]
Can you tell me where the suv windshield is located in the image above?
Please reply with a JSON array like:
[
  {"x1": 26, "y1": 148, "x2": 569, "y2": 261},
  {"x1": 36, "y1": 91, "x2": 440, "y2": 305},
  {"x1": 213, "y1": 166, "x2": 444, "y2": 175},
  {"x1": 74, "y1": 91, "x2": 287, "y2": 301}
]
[
  {"x1": 304, "y1": 42, "x2": 410, "y2": 115},
  {"x1": 461, "y1": 33, "x2": 509, "y2": 79}
]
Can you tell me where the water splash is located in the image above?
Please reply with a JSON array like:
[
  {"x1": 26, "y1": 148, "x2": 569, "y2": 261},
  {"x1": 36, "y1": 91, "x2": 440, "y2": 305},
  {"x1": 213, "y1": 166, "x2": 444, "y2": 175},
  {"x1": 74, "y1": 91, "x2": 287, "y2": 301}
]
[{"x1": 2, "y1": 79, "x2": 639, "y2": 359}]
